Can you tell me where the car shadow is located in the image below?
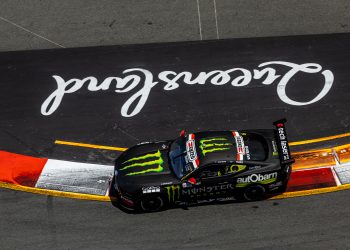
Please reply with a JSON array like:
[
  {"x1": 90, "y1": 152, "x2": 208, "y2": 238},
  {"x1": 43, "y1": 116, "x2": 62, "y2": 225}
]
[
  {"x1": 109, "y1": 178, "x2": 285, "y2": 214},
  {"x1": 110, "y1": 194, "x2": 284, "y2": 214}
]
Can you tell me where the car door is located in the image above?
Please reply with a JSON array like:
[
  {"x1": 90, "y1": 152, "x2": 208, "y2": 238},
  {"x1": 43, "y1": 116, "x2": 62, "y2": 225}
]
[{"x1": 181, "y1": 164, "x2": 235, "y2": 202}]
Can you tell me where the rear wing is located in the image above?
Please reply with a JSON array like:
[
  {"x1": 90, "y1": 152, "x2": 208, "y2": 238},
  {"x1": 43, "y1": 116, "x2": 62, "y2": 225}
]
[{"x1": 273, "y1": 119, "x2": 295, "y2": 165}]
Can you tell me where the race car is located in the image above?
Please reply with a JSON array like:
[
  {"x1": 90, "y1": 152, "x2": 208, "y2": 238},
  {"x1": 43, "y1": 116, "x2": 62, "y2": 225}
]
[{"x1": 113, "y1": 119, "x2": 294, "y2": 212}]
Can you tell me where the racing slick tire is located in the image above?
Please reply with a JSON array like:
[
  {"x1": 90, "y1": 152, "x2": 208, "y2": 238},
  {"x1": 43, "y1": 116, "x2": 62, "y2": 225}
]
[
  {"x1": 138, "y1": 195, "x2": 167, "y2": 212},
  {"x1": 243, "y1": 185, "x2": 266, "y2": 201}
]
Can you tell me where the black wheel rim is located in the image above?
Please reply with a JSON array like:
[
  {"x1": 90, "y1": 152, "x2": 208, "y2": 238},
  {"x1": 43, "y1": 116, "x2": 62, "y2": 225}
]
[
  {"x1": 244, "y1": 186, "x2": 265, "y2": 201},
  {"x1": 141, "y1": 197, "x2": 163, "y2": 211}
]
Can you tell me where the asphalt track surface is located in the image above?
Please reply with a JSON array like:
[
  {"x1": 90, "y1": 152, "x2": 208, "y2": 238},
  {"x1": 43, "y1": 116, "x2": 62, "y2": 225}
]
[
  {"x1": 1, "y1": 34, "x2": 350, "y2": 250},
  {"x1": 1, "y1": 188, "x2": 350, "y2": 249},
  {"x1": 1, "y1": 33, "x2": 350, "y2": 163},
  {"x1": 1, "y1": 1, "x2": 350, "y2": 249}
]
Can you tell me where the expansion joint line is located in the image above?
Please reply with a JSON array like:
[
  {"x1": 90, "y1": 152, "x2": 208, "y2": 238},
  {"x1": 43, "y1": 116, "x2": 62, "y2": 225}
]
[
  {"x1": 330, "y1": 148, "x2": 341, "y2": 186},
  {"x1": 213, "y1": 0, "x2": 219, "y2": 39},
  {"x1": 332, "y1": 148, "x2": 341, "y2": 166},
  {"x1": 0, "y1": 16, "x2": 65, "y2": 48},
  {"x1": 196, "y1": 0, "x2": 203, "y2": 40}
]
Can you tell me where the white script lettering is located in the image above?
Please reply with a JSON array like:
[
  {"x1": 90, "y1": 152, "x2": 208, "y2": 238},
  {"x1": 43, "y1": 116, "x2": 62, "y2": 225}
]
[{"x1": 41, "y1": 62, "x2": 334, "y2": 117}]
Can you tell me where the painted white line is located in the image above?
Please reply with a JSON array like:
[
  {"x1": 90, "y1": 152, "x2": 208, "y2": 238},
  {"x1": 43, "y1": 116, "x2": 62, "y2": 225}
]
[
  {"x1": 332, "y1": 148, "x2": 341, "y2": 166},
  {"x1": 196, "y1": 0, "x2": 203, "y2": 40},
  {"x1": 0, "y1": 16, "x2": 65, "y2": 48},
  {"x1": 331, "y1": 166, "x2": 342, "y2": 186},
  {"x1": 213, "y1": 0, "x2": 219, "y2": 39}
]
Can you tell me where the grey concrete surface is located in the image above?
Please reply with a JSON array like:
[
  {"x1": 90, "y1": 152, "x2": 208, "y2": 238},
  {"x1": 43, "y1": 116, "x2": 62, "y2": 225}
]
[
  {"x1": 217, "y1": 0, "x2": 350, "y2": 39},
  {"x1": 0, "y1": 0, "x2": 349, "y2": 51},
  {"x1": 0, "y1": 0, "x2": 201, "y2": 51},
  {"x1": 1, "y1": 188, "x2": 350, "y2": 249}
]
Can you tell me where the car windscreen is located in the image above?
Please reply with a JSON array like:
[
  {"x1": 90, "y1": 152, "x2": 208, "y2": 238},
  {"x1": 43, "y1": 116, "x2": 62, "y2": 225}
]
[{"x1": 169, "y1": 137, "x2": 194, "y2": 179}]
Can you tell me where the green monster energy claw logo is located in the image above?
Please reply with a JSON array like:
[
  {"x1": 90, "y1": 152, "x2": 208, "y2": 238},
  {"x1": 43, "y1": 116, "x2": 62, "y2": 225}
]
[
  {"x1": 120, "y1": 150, "x2": 164, "y2": 176},
  {"x1": 199, "y1": 137, "x2": 232, "y2": 156},
  {"x1": 165, "y1": 185, "x2": 180, "y2": 202}
]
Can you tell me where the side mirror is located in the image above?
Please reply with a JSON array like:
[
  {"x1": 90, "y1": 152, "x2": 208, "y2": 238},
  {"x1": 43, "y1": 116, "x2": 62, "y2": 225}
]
[
  {"x1": 188, "y1": 177, "x2": 197, "y2": 185},
  {"x1": 187, "y1": 177, "x2": 202, "y2": 186},
  {"x1": 180, "y1": 129, "x2": 185, "y2": 137},
  {"x1": 183, "y1": 177, "x2": 201, "y2": 188}
]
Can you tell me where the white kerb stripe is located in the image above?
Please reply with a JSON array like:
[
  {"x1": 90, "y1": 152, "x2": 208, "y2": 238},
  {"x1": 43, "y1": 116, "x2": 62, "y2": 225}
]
[{"x1": 35, "y1": 159, "x2": 114, "y2": 196}]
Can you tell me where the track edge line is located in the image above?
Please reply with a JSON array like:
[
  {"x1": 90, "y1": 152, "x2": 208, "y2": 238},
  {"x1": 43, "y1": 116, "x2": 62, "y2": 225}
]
[{"x1": 0, "y1": 181, "x2": 116, "y2": 202}]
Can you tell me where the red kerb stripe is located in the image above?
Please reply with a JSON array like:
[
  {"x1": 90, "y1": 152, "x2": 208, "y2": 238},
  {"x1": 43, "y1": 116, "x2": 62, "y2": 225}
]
[
  {"x1": 0, "y1": 151, "x2": 47, "y2": 187},
  {"x1": 286, "y1": 167, "x2": 337, "y2": 192}
]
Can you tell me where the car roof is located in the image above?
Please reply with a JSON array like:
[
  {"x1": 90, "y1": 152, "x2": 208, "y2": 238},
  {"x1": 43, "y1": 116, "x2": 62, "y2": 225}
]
[
  {"x1": 191, "y1": 130, "x2": 271, "y2": 168},
  {"x1": 192, "y1": 131, "x2": 238, "y2": 167}
]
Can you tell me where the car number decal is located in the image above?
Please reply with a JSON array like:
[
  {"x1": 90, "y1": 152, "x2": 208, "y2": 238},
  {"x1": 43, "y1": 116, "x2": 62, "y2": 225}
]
[
  {"x1": 232, "y1": 131, "x2": 245, "y2": 161},
  {"x1": 187, "y1": 134, "x2": 199, "y2": 168}
]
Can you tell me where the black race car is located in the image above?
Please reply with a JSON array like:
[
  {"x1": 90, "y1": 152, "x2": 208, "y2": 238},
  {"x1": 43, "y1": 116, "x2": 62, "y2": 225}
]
[{"x1": 113, "y1": 119, "x2": 294, "y2": 212}]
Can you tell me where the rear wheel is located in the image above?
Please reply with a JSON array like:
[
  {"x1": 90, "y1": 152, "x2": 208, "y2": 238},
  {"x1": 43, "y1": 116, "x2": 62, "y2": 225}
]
[
  {"x1": 243, "y1": 185, "x2": 266, "y2": 201},
  {"x1": 278, "y1": 180, "x2": 289, "y2": 193},
  {"x1": 138, "y1": 195, "x2": 165, "y2": 212}
]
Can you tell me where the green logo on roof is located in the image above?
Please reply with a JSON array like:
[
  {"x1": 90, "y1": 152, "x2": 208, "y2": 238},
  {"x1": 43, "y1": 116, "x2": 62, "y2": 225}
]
[{"x1": 199, "y1": 137, "x2": 232, "y2": 156}]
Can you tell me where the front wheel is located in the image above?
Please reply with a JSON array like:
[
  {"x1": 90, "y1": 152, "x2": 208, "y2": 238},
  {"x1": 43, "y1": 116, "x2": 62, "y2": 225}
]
[{"x1": 138, "y1": 195, "x2": 166, "y2": 212}]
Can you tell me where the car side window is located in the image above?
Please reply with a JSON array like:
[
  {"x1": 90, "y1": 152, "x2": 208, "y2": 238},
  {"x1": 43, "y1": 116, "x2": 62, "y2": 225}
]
[
  {"x1": 194, "y1": 164, "x2": 221, "y2": 179},
  {"x1": 222, "y1": 164, "x2": 247, "y2": 175},
  {"x1": 192, "y1": 164, "x2": 247, "y2": 180}
]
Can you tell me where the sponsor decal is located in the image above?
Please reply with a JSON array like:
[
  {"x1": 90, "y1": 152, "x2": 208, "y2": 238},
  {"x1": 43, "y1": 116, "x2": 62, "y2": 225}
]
[
  {"x1": 248, "y1": 165, "x2": 262, "y2": 170},
  {"x1": 245, "y1": 146, "x2": 251, "y2": 160},
  {"x1": 186, "y1": 139, "x2": 197, "y2": 161},
  {"x1": 120, "y1": 150, "x2": 164, "y2": 176},
  {"x1": 182, "y1": 181, "x2": 193, "y2": 188},
  {"x1": 226, "y1": 164, "x2": 247, "y2": 174},
  {"x1": 269, "y1": 181, "x2": 283, "y2": 189},
  {"x1": 199, "y1": 137, "x2": 232, "y2": 156},
  {"x1": 232, "y1": 131, "x2": 245, "y2": 161},
  {"x1": 142, "y1": 186, "x2": 161, "y2": 194},
  {"x1": 41, "y1": 62, "x2": 334, "y2": 118},
  {"x1": 187, "y1": 134, "x2": 199, "y2": 168},
  {"x1": 280, "y1": 141, "x2": 290, "y2": 160},
  {"x1": 277, "y1": 125, "x2": 286, "y2": 140},
  {"x1": 165, "y1": 185, "x2": 181, "y2": 202},
  {"x1": 184, "y1": 164, "x2": 193, "y2": 172},
  {"x1": 182, "y1": 183, "x2": 235, "y2": 196},
  {"x1": 161, "y1": 182, "x2": 174, "y2": 186},
  {"x1": 276, "y1": 124, "x2": 291, "y2": 161},
  {"x1": 236, "y1": 172, "x2": 278, "y2": 187},
  {"x1": 216, "y1": 160, "x2": 229, "y2": 164},
  {"x1": 272, "y1": 140, "x2": 278, "y2": 153},
  {"x1": 137, "y1": 141, "x2": 152, "y2": 145}
]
